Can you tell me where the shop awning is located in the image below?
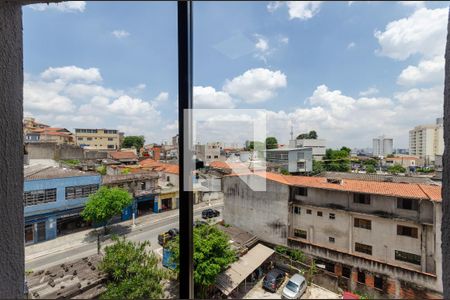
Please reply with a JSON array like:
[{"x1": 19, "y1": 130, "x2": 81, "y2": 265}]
[{"x1": 216, "y1": 243, "x2": 274, "y2": 296}]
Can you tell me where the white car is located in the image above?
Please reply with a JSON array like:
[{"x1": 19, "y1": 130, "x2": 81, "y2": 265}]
[{"x1": 281, "y1": 273, "x2": 307, "y2": 299}]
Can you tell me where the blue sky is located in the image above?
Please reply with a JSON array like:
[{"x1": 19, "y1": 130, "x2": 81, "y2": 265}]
[{"x1": 23, "y1": 1, "x2": 449, "y2": 148}]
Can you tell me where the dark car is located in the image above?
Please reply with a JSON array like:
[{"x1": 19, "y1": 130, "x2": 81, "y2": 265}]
[
  {"x1": 158, "y1": 228, "x2": 179, "y2": 246},
  {"x1": 194, "y1": 220, "x2": 208, "y2": 227},
  {"x1": 201, "y1": 208, "x2": 220, "y2": 219},
  {"x1": 263, "y1": 269, "x2": 286, "y2": 293}
]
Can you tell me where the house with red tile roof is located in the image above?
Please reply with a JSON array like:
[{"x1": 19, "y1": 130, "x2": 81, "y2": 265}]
[{"x1": 223, "y1": 172, "x2": 443, "y2": 298}]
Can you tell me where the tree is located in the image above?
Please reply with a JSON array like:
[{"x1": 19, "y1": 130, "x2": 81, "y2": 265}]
[
  {"x1": 97, "y1": 165, "x2": 107, "y2": 175},
  {"x1": 296, "y1": 130, "x2": 318, "y2": 140},
  {"x1": 280, "y1": 168, "x2": 290, "y2": 175},
  {"x1": 265, "y1": 137, "x2": 278, "y2": 149},
  {"x1": 81, "y1": 186, "x2": 132, "y2": 234},
  {"x1": 308, "y1": 130, "x2": 318, "y2": 139},
  {"x1": 323, "y1": 147, "x2": 351, "y2": 172},
  {"x1": 365, "y1": 165, "x2": 376, "y2": 174},
  {"x1": 100, "y1": 236, "x2": 168, "y2": 299},
  {"x1": 248, "y1": 141, "x2": 265, "y2": 150},
  {"x1": 167, "y1": 225, "x2": 236, "y2": 298},
  {"x1": 312, "y1": 160, "x2": 325, "y2": 175},
  {"x1": 122, "y1": 136, "x2": 145, "y2": 150},
  {"x1": 388, "y1": 164, "x2": 406, "y2": 175}
]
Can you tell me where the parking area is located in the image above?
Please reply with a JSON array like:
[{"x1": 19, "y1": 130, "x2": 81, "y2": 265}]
[{"x1": 243, "y1": 277, "x2": 341, "y2": 299}]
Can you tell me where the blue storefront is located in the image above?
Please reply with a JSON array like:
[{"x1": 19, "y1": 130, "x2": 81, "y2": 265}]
[
  {"x1": 24, "y1": 171, "x2": 102, "y2": 245},
  {"x1": 121, "y1": 193, "x2": 158, "y2": 221}
]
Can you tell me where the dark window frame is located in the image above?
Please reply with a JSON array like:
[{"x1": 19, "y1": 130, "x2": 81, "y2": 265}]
[
  {"x1": 354, "y1": 193, "x2": 371, "y2": 205},
  {"x1": 294, "y1": 229, "x2": 307, "y2": 239},
  {"x1": 354, "y1": 218, "x2": 372, "y2": 230},
  {"x1": 397, "y1": 198, "x2": 419, "y2": 211},
  {"x1": 395, "y1": 250, "x2": 421, "y2": 265},
  {"x1": 397, "y1": 225, "x2": 418, "y2": 238},
  {"x1": 355, "y1": 242, "x2": 372, "y2": 255}
]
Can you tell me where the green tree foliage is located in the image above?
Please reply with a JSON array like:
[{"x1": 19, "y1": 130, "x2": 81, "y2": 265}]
[
  {"x1": 296, "y1": 130, "x2": 318, "y2": 140},
  {"x1": 323, "y1": 147, "x2": 351, "y2": 172},
  {"x1": 122, "y1": 136, "x2": 145, "y2": 150},
  {"x1": 388, "y1": 164, "x2": 406, "y2": 174},
  {"x1": 312, "y1": 160, "x2": 325, "y2": 175},
  {"x1": 248, "y1": 141, "x2": 265, "y2": 150},
  {"x1": 167, "y1": 225, "x2": 236, "y2": 298},
  {"x1": 100, "y1": 237, "x2": 168, "y2": 300},
  {"x1": 121, "y1": 168, "x2": 130, "y2": 175},
  {"x1": 365, "y1": 165, "x2": 376, "y2": 174},
  {"x1": 363, "y1": 159, "x2": 378, "y2": 167},
  {"x1": 81, "y1": 187, "x2": 132, "y2": 233},
  {"x1": 280, "y1": 168, "x2": 290, "y2": 175},
  {"x1": 265, "y1": 137, "x2": 278, "y2": 149},
  {"x1": 97, "y1": 165, "x2": 107, "y2": 175}
]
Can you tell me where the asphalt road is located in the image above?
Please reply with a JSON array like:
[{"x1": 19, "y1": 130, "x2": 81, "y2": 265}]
[{"x1": 26, "y1": 205, "x2": 223, "y2": 271}]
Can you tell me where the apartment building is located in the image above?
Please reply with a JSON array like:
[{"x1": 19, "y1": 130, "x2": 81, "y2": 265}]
[
  {"x1": 223, "y1": 172, "x2": 442, "y2": 298},
  {"x1": 264, "y1": 147, "x2": 313, "y2": 173},
  {"x1": 373, "y1": 135, "x2": 393, "y2": 157},
  {"x1": 24, "y1": 165, "x2": 101, "y2": 244},
  {"x1": 289, "y1": 138, "x2": 326, "y2": 160},
  {"x1": 195, "y1": 142, "x2": 224, "y2": 166},
  {"x1": 409, "y1": 118, "x2": 444, "y2": 165},
  {"x1": 75, "y1": 128, "x2": 120, "y2": 150}
]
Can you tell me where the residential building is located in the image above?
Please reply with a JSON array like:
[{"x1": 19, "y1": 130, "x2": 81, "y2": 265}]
[
  {"x1": 25, "y1": 127, "x2": 74, "y2": 145},
  {"x1": 409, "y1": 118, "x2": 444, "y2": 165},
  {"x1": 102, "y1": 172, "x2": 159, "y2": 219},
  {"x1": 108, "y1": 150, "x2": 138, "y2": 165},
  {"x1": 289, "y1": 138, "x2": 326, "y2": 160},
  {"x1": 264, "y1": 148, "x2": 313, "y2": 173},
  {"x1": 23, "y1": 117, "x2": 49, "y2": 134},
  {"x1": 24, "y1": 165, "x2": 101, "y2": 244},
  {"x1": 382, "y1": 156, "x2": 423, "y2": 169},
  {"x1": 74, "y1": 128, "x2": 120, "y2": 150},
  {"x1": 372, "y1": 135, "x2": 393, "y2": 157},
  {"x1": 172, "y1": 134, "x2": 179, "y2": 148},
  {"x1": 223, "y1": 172, "x2": 442, "y2": 298},
  {"x1": 195, "y1": 142, "x2": 223, "y2": 166}
]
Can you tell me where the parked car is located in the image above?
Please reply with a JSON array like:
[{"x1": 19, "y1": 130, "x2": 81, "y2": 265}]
[
  {"x1": 158, "y1": 228, "x2": 179, "y2": 246},
  {"x1": 263, "y1": 268, "x2": 286, "y2": 293},
  {"x1": 281, "y1": 273, "x2": 307, "y2": 299},
  {"x1": 194, "y1": 220, "x2": 208, "y2": 227},
  {"x1": 201, "y1": 208, "x2": 220, "y2": 219}
]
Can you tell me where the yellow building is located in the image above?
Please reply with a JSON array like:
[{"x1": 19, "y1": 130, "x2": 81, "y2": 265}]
[{"x1": 75, "y1": 128, "x2": 120, "y2": 150}]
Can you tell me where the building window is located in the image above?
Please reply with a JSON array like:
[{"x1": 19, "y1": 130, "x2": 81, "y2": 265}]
[
  {"x1": 357, "y1": 271, "x2": 366, "y2": 283},
  {"x1": 397, "y1": 198, "x2": 418, "y2": 211},
  {"x1": 108, "y1": 137, "x2": 114, "y2": 141},
  {"x1": 108, "y1": 145, "x2": 115, "y2": 149},
  {"x1": 342, "y1": 266, "x2": 351, "y2": 278},
  {"x1": 214, "y1": 155, "x2": 218, "y2": 159},
  {"x1": 354, "y1": 193, "x2": 371, "y2": 205},
  {"x1": 317, "y1": 211, "x2": 323, "y2": 217},
  {"x1": 207, "y1": 155, "x2": 211, "y2": 159},
  {"x1": 329, "y1": 213, "x2": 335, "y2": 220},
  {"x1": 354, "y1": 218, "x2": 371, "y2": 230},
  {"x1": 167, "y1": 176, "x2": 170, "y2": 182},
  {"x1": 294, "y1": 229, "x2": 307, "y2": 239},
  {"x1": 65, "y1": 184, "x2": 99, "y2": 200},
  {"x1": 293, "y1": 206, "x2": 301, "y2": 215},
  {"x1": 397, "y1": 225, "x2": 418, "y2": 238},
  {"x1": 77, "y1": 137, "x2": 83, "y2": 140},
  {"x1": 374, "y1": 275, "x2": 383, "y2": 290},
  {"x1": 329, "y1": 237, "x2": 335, "y2": 243},
  {"x1": 306, "y1": 209, "x2": 312, "y2": 214},
  {"x1": 87, "y1": 137, "x2": 93, "y2": 141},
  {"x1": 395, "y1": 250, "x2": 421, "y2": 265},
  {"x1": 298, "y1": 187, "x2": 307, "y2": 196},
  {"x1": 355, "y1": 243, "x2": 372, "y2": 255},
  {"x1": 141, "y1": 182, "x2": 146, "y2": 190},
  {"x1": 25, "y1": 224, "x2": 34, "y2": 243},
  {"x1": 24, "y1": 188, "x2": 57, "y2": 206}
]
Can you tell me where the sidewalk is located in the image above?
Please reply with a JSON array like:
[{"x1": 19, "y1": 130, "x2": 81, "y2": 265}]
[{"x1": 25, "y1": 199, "x2": 224, "y2": 262}]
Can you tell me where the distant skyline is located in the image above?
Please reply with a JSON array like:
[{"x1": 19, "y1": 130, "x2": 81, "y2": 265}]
[{"x1": 23, "y1": 1, "x2": 448, "y2": 148}]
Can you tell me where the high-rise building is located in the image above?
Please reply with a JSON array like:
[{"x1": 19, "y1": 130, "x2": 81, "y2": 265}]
[
  {"x1": 409, "y1": 118, "x2": 444, "y2": 165},
  {"x1": 372, "y1": 135, "x2": 393, "y2": 157}
]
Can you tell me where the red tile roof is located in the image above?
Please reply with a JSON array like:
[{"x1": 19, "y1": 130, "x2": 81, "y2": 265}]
[
  {"x1": 139, "y1": 159, "x2": 179, "y2": 174},
  {"x1": 226, "y1": 171, "x2": 442, "y2": 202},
  {"x1": 109, "y1": 151, "x2": 138, "y2": 160}
]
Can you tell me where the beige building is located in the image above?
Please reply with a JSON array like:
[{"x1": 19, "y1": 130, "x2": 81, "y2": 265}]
[
  {"x1": 195, "y1": 142, "x2": 224, "y2": 166},
  {"x1": 75, "y1": 128, "x2": 120, "y2": 150},
  {"x1": 223, "y1": 172, "x2": 442, "y2": 299},
  {"x1": 409, "y1": 118, "x2": 444, "y2": 165}
]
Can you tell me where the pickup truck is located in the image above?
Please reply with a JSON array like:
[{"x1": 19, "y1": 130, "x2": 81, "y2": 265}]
[{"x1": 158, "y1": 228, "x2": 179, "y2": 246}]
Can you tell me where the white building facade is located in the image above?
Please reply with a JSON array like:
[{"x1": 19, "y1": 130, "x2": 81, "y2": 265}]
[
  {"x1": 409, "y1": 118, "x2": 444, "y2": 165},
  {"x1": 289, "y1": 139, "x2": 326, "y2": 160},
  {"x1": 372, "y1": 135, "x2": 393, "y2": 157}
]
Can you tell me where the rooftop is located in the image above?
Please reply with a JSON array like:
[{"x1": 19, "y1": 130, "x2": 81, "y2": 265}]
[
  {"x1": 226, "y1": 171, "x2": 442, "y2": 202},
  {"x1": 318, "y1": 171, "x2": 436, "y2": 185},
  {"x1": 139, "y1": 159, "x2": 179, "y2": 174},
  {"x1": 24, "y1": 165, "x2": 97, "y2": 180},
  {"x1": 109, "y1": 151, "x2": 138, "y2": 160}
]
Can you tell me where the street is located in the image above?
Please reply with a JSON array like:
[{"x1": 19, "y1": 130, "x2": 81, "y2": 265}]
[{"x1": 25, "y1": 202, "x2": 223, "y2": 271}]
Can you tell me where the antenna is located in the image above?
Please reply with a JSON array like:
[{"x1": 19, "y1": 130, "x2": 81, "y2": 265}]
[{"x1": 290, "y1": 125, "x2": 294, "y2": 141}]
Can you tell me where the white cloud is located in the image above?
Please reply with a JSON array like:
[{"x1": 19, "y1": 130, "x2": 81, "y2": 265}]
[
  {"x1": 279, "y1": 36, "x2": 289, "y2": 44},
  {"x1": 24, "y1": 80, "x2": 75, "y2": 113},
  {"x1": 359, "y1": 87, "x2": 379, "y2": 96},
  {"x1": 399, "y1": 1, "x2": 425, "y2": 9},
  {"x1": 136, "y1": 83, "x2": 146, "y2": 90},
  {"x1": 64, "y1": 83, "x2": 121, "y2": 99},
  {"x1": 194, "y1": 86, "x2": 235, "y2": 109},
  {"x1": 223, "y1": 68, "x2": 287, "y2": 103},
  {"x1": 374, "y1": 7, "x2": 448, "y2": 60},
  {"x1": 255, "y1": 35, "x2": 269, "y2": 52},
  {"x1": 107, "y1": 95, "x2": 157, "y2": 116},
  {"x1": 253, "y1": 34, "x2": 289, "y2": 63},
  {"x1": 29, "y1": 1, "x2": 86, "y2": 12},
  {"x1": 267, "y1": 1, "x2": 322, "y2": 20},
  {"x1": 41, "y1": 66, "x2": 102, "y2": 83},
  {"x1": 347, "y1": 42, "x2": 356, "y2": 49},
  {"x1": 397, "y1": 56, "x2": 444, "y2": 86},
  {"x1": 112, "y1": 30, "x2": 130, "y2": 39}
]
